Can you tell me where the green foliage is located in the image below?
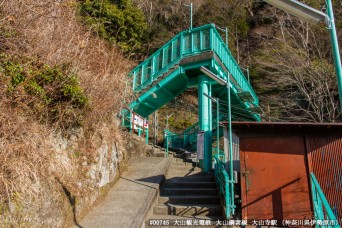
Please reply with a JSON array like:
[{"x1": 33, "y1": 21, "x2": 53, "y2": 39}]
[
  {"x1": 0, "y1": 54, "x2": 25, "y2": 88},
  {"x1": 194, "y1": 0, "x2": 251, "y2": 38},
  {"x1": 80, "y1": 0, "x2": 148, "y2": 53},
  {"x1": 0, "y1": 54, "x2": 88, "y2": 128}
]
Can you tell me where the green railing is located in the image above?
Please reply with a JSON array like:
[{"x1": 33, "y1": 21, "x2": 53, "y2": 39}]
[
  {"x1": 212, "y1": 147, "x2": 224, "y2": 159},
  {"x1": 129, "y1": 24, "x2": 258, "y2": 105},
  {"x1": 214, "y1": 154, "x2": 234, "y2": 219},
  {"x1": 167, "y1": 110, "x2": 226, "y2": 151},
  {"x1": 310, "y1": 173, "x2": 340, "y2": 227},
  {"x1": 130, "y1": 24, "x2": 211, "y2": 92}
]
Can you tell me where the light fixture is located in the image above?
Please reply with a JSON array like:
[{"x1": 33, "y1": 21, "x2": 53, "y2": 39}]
[
  {"x1": 200, "y1": 66, "x2": 227, "y2": 86},
  {"x1": 264, "y1": 0, "x2": 342, "y2": 111},
  {"x1": 264, "y1": 0, "x2": 328, "y2": 25}
]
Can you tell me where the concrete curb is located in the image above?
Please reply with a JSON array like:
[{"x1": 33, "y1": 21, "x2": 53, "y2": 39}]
[{"x1": 132, "y1": 156, "x2": 172, "y2": 228}]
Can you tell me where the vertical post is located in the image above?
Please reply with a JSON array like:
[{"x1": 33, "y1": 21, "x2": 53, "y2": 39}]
[
  {"x1": 165, "y1": 131, "x2": 169, "y2": 157},
  {"x1": 198, "y1": 75, "x2": 212, "y2": 172},
  {"x1": 132, "y1": 112, "x2": 135, "y2": 134},
  {"x1": 145, "y1": 117, "x2": 149, "y2": 145},
  {"x1": 225, "y1": 27, "x2": 228, "y2": 48},
  {"x1": 223, "y1": 126, "x2": 228, "y2": 164},
  {"x1": 247, "y1": 67, "x2": 250, "y2": 83},
  {"x1": 216, "y1": 98, "x2": 220, "y2": 160},
  {"x1": 154, "y1": 112, "x2": 157, "y2": 145},
  {"x1": 190, "y1": 2, "x2": 193, "y2": 30},
  {"x1": 227, "y1": 75, "x2": 235, "y2": 215},
  {"x1": 208, "y1": 84, "x2": 213, "y2": 168},
  {"x1": 326, "y1": 0, "x2": 342, "y2": 111},
  {"x1": 133, "y1": 71, "x2": 136, "y2": 91},
  {"x1": 152, "y1": 56, "x2": 155, "y2": 81}
]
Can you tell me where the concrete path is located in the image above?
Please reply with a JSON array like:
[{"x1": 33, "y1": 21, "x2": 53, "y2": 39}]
[{"x1": 79, "y1": 156, "x2": 169, "y2": 228}]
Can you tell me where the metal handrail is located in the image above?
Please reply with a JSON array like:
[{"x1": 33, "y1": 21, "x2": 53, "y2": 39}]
[
  {"x1": 167, "y1": 110, "x2": 226, "y2": 149},
  {"x1": 310, "y1": 173, "x2": 340, "y2": 227},
  {"x1": 214, "y1": 154, "x2": 234, "y2": 219}
]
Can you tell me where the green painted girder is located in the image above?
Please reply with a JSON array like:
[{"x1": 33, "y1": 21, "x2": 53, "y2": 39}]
[{"x1": 128, "y1": 68, "x2": 188, "y2": 118}]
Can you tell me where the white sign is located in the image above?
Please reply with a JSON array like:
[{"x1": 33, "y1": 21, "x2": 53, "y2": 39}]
[
  {"x1": 197, "y1": 131, "x2": 204, "y2": 160},
  {"x1": 131, "y1": 113, "x2": 148, "y2": 129}
]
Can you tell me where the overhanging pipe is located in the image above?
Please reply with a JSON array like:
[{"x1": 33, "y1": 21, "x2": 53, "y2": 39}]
[{"x1": 326, "y1": 0, "x2": 342, "y2": 111}]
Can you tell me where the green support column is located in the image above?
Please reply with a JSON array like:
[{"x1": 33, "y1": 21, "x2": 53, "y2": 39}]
[
  {"x1": 208, "y1": 84, "x2": 213, "y2": 169},
  {"x1": 326, "y1": 0, "x2": 342, "y2": 111},
  {"x1": 198, "y1": 75, "x2": 212, "y2": 172}
]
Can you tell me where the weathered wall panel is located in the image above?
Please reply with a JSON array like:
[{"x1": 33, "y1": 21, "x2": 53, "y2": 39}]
[
  {"x1": 232, "y1": 122, "x2": 342, "y2": 223},
  {"x1": 240, "y1": 136, "x2": 312, "y2": 220},
  {"x1": 306, "y1": 132, "x2": 342, "y2": 224}
]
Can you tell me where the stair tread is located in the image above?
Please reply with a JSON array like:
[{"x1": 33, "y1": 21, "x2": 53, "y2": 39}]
[
  {"x1": 165, "y1": 181, "x2": 215, "y2": 184},
  {"x1": 163, "y1": 187, "x2": 216, "y2": 190},
  {"x1": 160, "y1": 195, "x2": 219, "y2": 198},
  {"x1": 156, "y1": 204, "x2": 222, "y2": 208}
]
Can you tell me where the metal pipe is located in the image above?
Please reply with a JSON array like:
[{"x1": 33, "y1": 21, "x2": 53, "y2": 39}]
[
  {"x1": 190, "y1": 2, "x2": 193, "y2": 30},
  {"x1": 216, "y1": 26, "x2": 229, "y2": 47},
  {"x1": 183, "y1": 2, "x2": 193, "y2": 30},
  {"x1": 216, "y1": 98, "x2": 220, "y2": 161},
  {"x1": 326, "y1": 0, "x2": 342, "y2": 111},
  {"x1": 145, "y1": 117, "x2": 149, "y2": 144},
  {"x1": 247, "y1": 68, "x2": 250, "y2": 83},
  {"x1": 203, "y1": 93, "x2": 220, "y2": 161},
  {"x1": 165, "y1": 131, "x2": 169, "y2": 157},
  {"x1": 199, "y1": 75, "x2": 211, "y2": 172},
  {"x1": 227, "y1": 75, "x2": 235, "y2": 215}
]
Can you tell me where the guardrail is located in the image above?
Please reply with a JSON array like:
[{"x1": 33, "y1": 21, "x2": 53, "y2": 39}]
[
  {"x1": 214, "y1": 154, "x2": 235, "y2": 219},
  {"x1": 166, "y1": 110, "x2": 227, "y2": 151},
  {"x1": 310, "y1": 173, "x2": 340, "y2": 227},
  {"x1": 129, "y1": 24, "x2": 258, "y2": 105}
]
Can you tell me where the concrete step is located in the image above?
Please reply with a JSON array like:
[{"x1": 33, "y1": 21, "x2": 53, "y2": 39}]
[
  {"x1": 162, "y1": 188, "x2": 217, "y2": 196},
  {"x1": 169, "y1": 161, "x2": 196, "y2": 167},
  {"x1": 167, "y1": 166, "x2": 201, "y2": 172},
  {"x1": 166, "y1": 171, "x2": 213, "y2": 177},
  {"x1": 164, "y1": 181, "x2": 216, "y2": 188},
  {"x1": 171, "y1": 157, "x2": 187, "y2": 163},
  {"x1": 158, "y1": 195, "x2": 220, "y2": 204},
  {"x1": 153, "y1": 152, "x2": 165, "y2": 157},
  {"x1": 166, "y1": 170, "x2": 202, "y2": 177},
  {"x1": 165, "y1": 175, "x2": 214, "y2": 182},
  {"x1": 153, "y1": 204, "x2": 222, "y2": 216}
]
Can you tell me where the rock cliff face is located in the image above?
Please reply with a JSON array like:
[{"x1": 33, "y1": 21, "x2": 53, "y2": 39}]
[{"x1": 0, "y1": 119, "x2": 155, "y2": 227}]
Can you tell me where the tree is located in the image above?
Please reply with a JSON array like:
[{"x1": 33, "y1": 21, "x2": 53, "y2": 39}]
[
  {"x1": 252, "y1": 9, "x2": 341, "y2": 122},
  {"x1": 81, "y1": 0, "x2": 148, "y2": 54}
]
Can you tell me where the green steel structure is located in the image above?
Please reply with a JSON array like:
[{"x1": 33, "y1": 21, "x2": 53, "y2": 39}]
[
  {"x1": 122, "y1": 23, "x2": 262, "y2": 218},
  {"x1": 310, "y1": 173, "x2": 340, "y2": 228},
  {"x1": 214, "y1": 154, "x2": 234, "y2": 219},
  {"x1": 122, "y1": 24, "x2": 261, "y2": 167},
  {"x1": 122, "y1": 23, "x2": 340, "y2": 221},
  {"x1": 125, "y1": 24, "x2": 260, "y2": 118}
]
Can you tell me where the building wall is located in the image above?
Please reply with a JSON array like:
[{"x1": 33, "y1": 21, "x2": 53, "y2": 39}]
[{"x1": 232, "y1": 122, "x2": 342, "y2": 223}]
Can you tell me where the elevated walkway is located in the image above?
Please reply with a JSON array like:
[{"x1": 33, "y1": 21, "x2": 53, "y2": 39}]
[{"x1": 122, "y1": 24, "x2": 261, "y2": 124}]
